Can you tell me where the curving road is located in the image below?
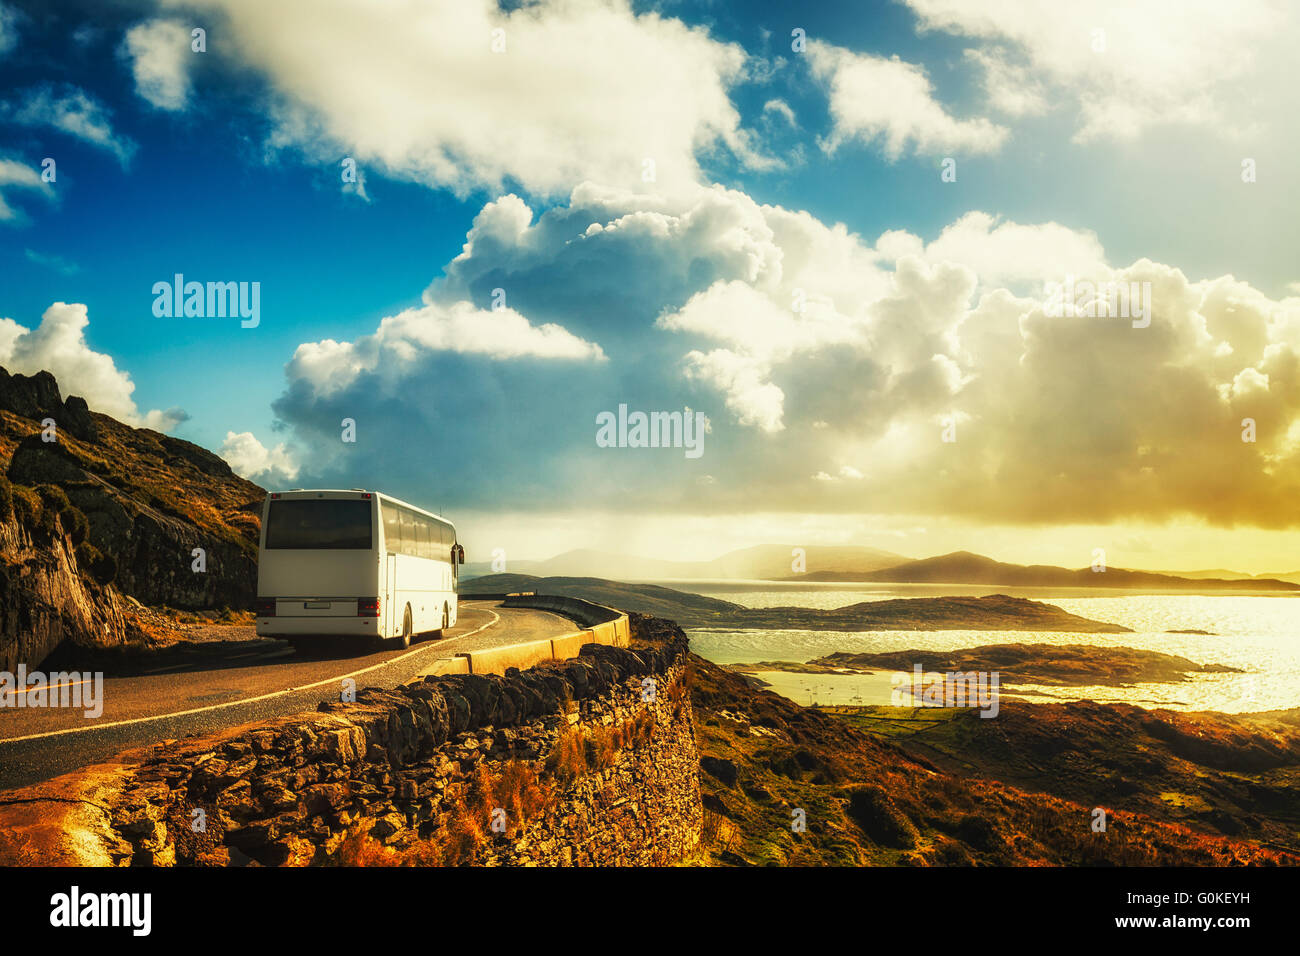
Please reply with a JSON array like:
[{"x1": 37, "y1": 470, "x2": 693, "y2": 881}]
[{"x1": 0, "y1": 600, "x2": 577, "y2": 792}]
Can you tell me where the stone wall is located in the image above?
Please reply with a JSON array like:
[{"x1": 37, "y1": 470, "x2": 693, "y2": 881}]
[{"x1": 0, "y1": 615, "x2": 703, "y2": 867}]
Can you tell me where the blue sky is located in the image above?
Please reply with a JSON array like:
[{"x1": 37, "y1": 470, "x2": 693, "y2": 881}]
[{"x1": 2, "y1": 0, "x2": 1299, "y2": 569}]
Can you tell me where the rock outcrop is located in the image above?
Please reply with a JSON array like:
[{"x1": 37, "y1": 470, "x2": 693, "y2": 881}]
[
  {"x1": 0, "y1": 513, "x2": 139, "y2": 672},
  {"x1": 0, "y1": 365, "x2": 265, "y2": 668},
  {"x1": 7, "y1": 434, "x2": 257, "y2": 609},
  {"x1": 0, "y1": 368, "x2": 97, "y2": 442}
]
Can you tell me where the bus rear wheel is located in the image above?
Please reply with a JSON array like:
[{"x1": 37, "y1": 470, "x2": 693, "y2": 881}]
[{"x1": 392, "y1": 604, "x2": 413, "y2": 650}]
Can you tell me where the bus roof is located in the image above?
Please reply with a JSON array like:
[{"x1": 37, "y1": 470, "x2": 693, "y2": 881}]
[{"x1": 266, "y1": 489, "x2": 454, "y2": 530}]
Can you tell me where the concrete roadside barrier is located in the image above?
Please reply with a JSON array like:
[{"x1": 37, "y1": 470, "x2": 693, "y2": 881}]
[
  {"x1": 551, "y1": 630, "x2": 595, "y2": 660},
  {"x1": 414, "y1": 656, "x2": 469, "y2": 678},
  {"x1": 501, "y1": 593, "x2": 630, "y2": 648},
  {"x1": 456, "y1": 636, "x2": 555, "y2": 676},
  {"x1": 450, "y1": 592, "x2": 631, "y2": 674}
]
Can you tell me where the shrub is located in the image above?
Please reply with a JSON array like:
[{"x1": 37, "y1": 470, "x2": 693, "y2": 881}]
[
  {"x1": 544, "y1": 727, "x2": 587, "y2": 784},
  {"x1": 34, "y1": 484, "x2": 88, "y2": 544},
  {"x1": 62, "y1": 505, "x2": 89, "y2": 545},
  {"x1": 75, "y1": 542, "x2": 117, "y2": 585},
  {"x1": 331, "y1": 829, "x2": 434, "y2": 867},
  {"x1": 342, "y1": 759, "x2": 556, "y2": 867},
  {"x1": 35, "y1": 501, "x2": 59, "y2": 538},
  {"x1": 9, "y1": 484, "x2": 39, "y2": 526},
  {"x1": 36, "y1": 483, "x2": 71, "y2": 512},
  {"x1": 844, "y1": 785, "x2": 920, "y2": 849}
]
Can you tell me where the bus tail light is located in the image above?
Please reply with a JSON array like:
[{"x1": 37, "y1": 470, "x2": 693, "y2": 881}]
[
  {"x1": 255, "y1": 598, "x2": 276, "y2": 617},
  {"x1": 358, "y1": 597, "x2": 380, "y2": 617}
]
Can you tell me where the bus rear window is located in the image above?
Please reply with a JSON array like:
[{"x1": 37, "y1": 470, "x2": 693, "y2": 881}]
[{"x1": 265, "y1": 499, "x2": 373, "y2": 550}]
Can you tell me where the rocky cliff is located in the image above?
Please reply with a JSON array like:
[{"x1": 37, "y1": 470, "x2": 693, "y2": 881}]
[
  {"x1": 0, "y1": 366, "x2": 265, "y2": 668},
  {"x1": 0, "y1": 512, "x2": 140, "y2": 673}
]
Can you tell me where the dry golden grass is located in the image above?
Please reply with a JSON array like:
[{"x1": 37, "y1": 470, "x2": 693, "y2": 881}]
[
  {"x1": 338, "y1": 707, "x2": 662, "y2": 866},
  {"x1": 544, "y1": 726, "x2": 588, "y2": 784},
  {"x1": 333, "y1": 827, "x2": 445, "y2": 867}
]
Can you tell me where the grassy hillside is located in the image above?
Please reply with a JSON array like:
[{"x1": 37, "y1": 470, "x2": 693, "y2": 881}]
[
  {"x1": 828, "y1": 699, "x2": 1300, "y2": 854},
  {"x1": 463, "y1": 572, "x2": 744, "y2": 617},
  {"x1": 684, "y1": 633, "x2": 1294, "y2": 865}
]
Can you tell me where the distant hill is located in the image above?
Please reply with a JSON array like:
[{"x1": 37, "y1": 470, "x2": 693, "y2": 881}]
[
  {"x1": 463, "y1": 573, "x2": 1131, "y2": 632},
  {"x1": 464, "y1": 543, "x2": 908, "y2": 582},
  {"x1": 462, "y1": 573, "x2": 744, "y2": 619},
  {"x1": 787, "y1": 550, "x2": 1300, "y2": 591},
  {"x1": 1145, "y1": 568, "x2": 1300, "y2": 586},
  {"x1": 466, "y1": 544, "x2": 1300, "y2": 590},
  {"x1": 1145, "y1": 568, "x2": 1253, "y2": 580}
]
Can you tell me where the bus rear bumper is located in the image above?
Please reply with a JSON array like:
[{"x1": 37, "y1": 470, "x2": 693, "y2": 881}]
[{"x1": 257, "y1": 617, "x2": 383, "y2": 638}]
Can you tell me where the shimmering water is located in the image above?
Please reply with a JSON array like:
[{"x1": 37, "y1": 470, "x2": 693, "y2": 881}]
[{"x1": 678, "y1": 583, "x2": 1300, "y2": 713}]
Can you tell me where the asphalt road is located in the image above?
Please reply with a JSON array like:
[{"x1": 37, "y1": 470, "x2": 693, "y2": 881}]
[{"x1": 0, "y1": 600, "x2": 578, "y2": 792}]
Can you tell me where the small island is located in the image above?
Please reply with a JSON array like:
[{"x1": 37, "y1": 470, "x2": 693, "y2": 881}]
[
  {"x1": 703, "y1": 594, "x2": 1133, "y2": 633},
  {"x1": 729, "y1": 642, "x2": 1243, "y2": 687}
]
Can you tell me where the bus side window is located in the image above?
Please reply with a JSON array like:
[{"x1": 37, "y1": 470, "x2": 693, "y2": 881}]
[
  {"x1": 418, "y1": 518, "x2": 434, "y2": 560},
  {"x1": 398, "y1": 508, "x2": 415, "y2": 558},
  {"x1": 383, "y1": 504, "x2": 401, "y2": 554}
]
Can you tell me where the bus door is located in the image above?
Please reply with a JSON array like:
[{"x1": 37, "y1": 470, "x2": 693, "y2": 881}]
[{"x1": 385, "y1": 552, "x2": 397, "y2": 636}]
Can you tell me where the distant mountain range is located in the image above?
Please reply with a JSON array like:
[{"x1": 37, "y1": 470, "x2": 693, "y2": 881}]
[
  {"x1": 463, "y1": 544, "x2": 907, "y2": 582},
  {"x1": 783, "y1": 551, "x2": 1300, "y2": 591},
  {"x1": 466, "y1": 545, "x2": 1300, "y2": 592},
  {"x1": 462, "y1": 573, "x2": 1133, "y2": 631},
  {"x1": 1146, "y1": 568, "x2": 1300, "y2": 585}
]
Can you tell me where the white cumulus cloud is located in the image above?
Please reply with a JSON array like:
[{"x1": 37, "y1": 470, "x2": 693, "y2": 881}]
[
  {"x1": 807, "y1": 41, "x2": 1009, "y2": 158},
  {"x1": 286, "y1": 299, "x2": 606, "y2": 399},
  {"x1": 0, "y1": 302, "x2": 187, "y2": 431},
  {"x1": 121, "y1": 19, "x2": 193, "y2": 111},
  {"x1": 9, "y1": 85, "x2": 137, "y2": 166},
  {"x1": 905, "y1": 0, "x2": 1289, "y2": 141},
  {"x1": 0, "y1": 157, "x2": 49, "y2": 223},
  {"x1": 160, "y1": 0, "x2": 768, "y2": 196},
  {"x1": 0, "y1": 2, "x2": 20, "y2": 58},
  {"x1": 220, "y1": 430, "x2": 300, "y2": 484}
]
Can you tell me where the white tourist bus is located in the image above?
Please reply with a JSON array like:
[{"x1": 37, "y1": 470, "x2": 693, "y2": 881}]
[{"x1": 255, "y1": 489, "x2": 464, "y2": 649}]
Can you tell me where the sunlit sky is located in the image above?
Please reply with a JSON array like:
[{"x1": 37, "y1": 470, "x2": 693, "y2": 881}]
[{"x1": 2, "y1": 0, "x2": 1298, "y2": 573}]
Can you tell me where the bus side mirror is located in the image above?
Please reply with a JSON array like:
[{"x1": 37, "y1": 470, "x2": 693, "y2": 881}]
[{"x1": 455, "y1": 545, "x2": 464, "y2": 564}]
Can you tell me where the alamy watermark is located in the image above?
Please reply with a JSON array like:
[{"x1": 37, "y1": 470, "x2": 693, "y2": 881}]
[
  {"x1": 1043, "y1": 275, "x2": 1152, "y2": 328},
  {"x1": 0, "y1": 665, "x2": 104, "y2": 718},
  {"x1": 891, "y1": 665, "x2": 1000, "y2": 718},
  {"x1": 50, "y1": 886, "x2": 150, "y2": 936},
  {"x1": 152, "y1": 274, "x2": 260, "y2": 328},
  {"x1": 596, "y1": 404, "x2": 708, "y2": 459}
]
